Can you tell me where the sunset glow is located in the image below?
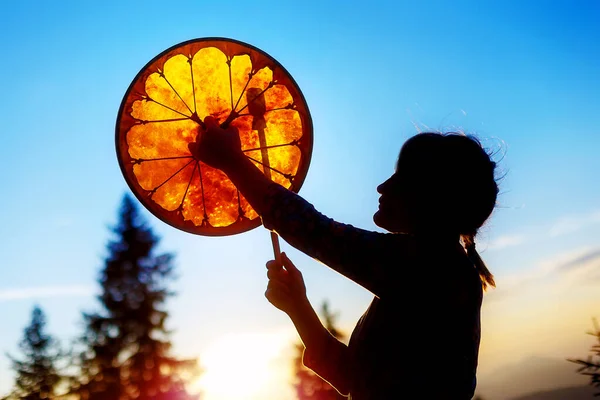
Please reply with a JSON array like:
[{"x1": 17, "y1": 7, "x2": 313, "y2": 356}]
[
  {"x1": 2, "y1": 2, "x2": 600, "y2": 400},
  {"x1": 194, "y1": 331, "x2": 296, "y2": 400}
]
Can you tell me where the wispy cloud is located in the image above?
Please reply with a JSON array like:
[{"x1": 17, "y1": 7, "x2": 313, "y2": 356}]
[
  {"x1": 485, "y1": 209, "x2": 600, "y2": 253},
  {"x1": 0, "y1": 284, "x2": 96, "y2": 302},
  {"x1": 487, "y1": 234, "x2": 527, "y2": 250},
  {"x1": 548, "y1": 210, "x2": 600, "y2": 237},
  {"x1": 554, "y1": 247, "x2": 600, "y2": 286},
  {"x1": 557, "y1": 248, "x2": 600, "y2": 273},
  {"x1": 486, "y1": 246, "x2": 600, "y2": 302}
]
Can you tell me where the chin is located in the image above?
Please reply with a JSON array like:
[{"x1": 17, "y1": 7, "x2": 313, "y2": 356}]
[
  {"x1": 374, "y1": 210, "x2": 407, "y2": 233},
  {"x1": 373, "y1": 211, "x2": 393, "y2": 232}
]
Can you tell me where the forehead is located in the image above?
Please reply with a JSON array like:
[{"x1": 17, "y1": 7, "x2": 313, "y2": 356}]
[{"x1": 395, "y1": 134, "x2": 443, "y2": 169}]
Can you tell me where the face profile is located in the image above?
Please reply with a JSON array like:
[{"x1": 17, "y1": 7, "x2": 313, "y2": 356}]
[
  {"x1": 373, "y1": 172, "x2": 410, "y2": 233},
  {"x1": 373, "y1": 132, "x2": 498, "y2": 240}
]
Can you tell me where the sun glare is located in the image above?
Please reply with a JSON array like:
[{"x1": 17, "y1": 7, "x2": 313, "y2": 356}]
[{"x1": 194, "y1": 331, "x2": 296, "y2": 400}]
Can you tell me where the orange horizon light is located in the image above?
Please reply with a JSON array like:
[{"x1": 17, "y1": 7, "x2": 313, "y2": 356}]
[{"x1": 116, "y1": 38, "x2": 313, "y2": 236}]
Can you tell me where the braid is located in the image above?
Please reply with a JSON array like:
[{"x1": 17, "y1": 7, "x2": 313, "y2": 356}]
[{"x1": 462, "y1": 233, "x2": 495, "y2": 291}]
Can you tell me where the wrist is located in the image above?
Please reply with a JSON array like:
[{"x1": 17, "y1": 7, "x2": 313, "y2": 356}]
[
  {"x1": 286, "y1": 296, "x2": 313, "y2": 320},
  {"x1": 220, "y1": 152, "x2": 248, "y2": 175}
]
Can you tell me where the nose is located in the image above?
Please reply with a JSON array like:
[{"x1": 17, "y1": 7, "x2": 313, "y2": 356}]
[{"x1": 377, "y1": 177, "x2": 392, "y2": 194}]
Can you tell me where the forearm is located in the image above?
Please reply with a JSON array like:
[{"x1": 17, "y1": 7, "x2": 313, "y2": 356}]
[
  {"x1": 287, "y1": 299, "x2": 351, "y2": 396},
  {"x1": 222, "y1": 154, "x2": 278, "y2": 216},
  {"x1": 287, "y1": 299, "x2": 332, "y2": 353}
]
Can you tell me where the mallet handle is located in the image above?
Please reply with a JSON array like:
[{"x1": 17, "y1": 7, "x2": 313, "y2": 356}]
[{"x1": 247, "y1": 88, "x2": 282, "y2": 264}]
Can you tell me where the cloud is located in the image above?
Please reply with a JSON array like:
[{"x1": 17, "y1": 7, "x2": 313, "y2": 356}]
[
  {"x1": 0, "y1": 284, "x2": 96, "y2": 302},
  {"x1": 487, "y1": 234, "x2": 527, "y2": 250},
  {"x1": 557, "y1": 248, "x2": 600, "y2": 273},
  {"x1": 555, "y1": 248, "x2": 600, "y2": 287},
  {"x1": 485, "y1": 209, "x2": 600, "y2": 253},
  {"x1": 486, "y1": 246, "x2": 600, "y2": 302},
  {"x1": 484, "y1": 210, "x2": 600, "y2": 298},
  {"x1": 548, "y1": 210, "x2": 600, "y2": 237}
]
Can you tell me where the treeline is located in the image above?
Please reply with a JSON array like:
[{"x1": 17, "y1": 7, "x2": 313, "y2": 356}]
[{"x1": 2, "y1": 194, "x2": 348, "y2": 400}]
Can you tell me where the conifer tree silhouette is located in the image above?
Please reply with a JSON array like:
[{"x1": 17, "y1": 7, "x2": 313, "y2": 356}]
[
  {"x1": 70, "y1": 194, "x2": 198, "y2": 400},
  {"x1": 4, "y1": 305, "x2": 62, "y2": 400},
  {"x1": 568, "y1": 317, "x2": 600, "y2": 395}
]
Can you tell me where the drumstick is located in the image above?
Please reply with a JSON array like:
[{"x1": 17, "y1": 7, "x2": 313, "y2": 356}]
[{"x1": 246, "y1": 87, "x2": 282, "y2": 265}]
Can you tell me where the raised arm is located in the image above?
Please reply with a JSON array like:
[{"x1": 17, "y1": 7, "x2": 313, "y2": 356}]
[
  {"x1": 197, "y1": 117, "x2": 417, "y2": 297},
  {"x1": 196, "y1": 116, "x2": 280, "y2": 216}
]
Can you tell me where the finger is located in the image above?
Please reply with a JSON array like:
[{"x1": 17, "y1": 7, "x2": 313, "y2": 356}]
[
  {"x1": 266, "y1": 262, "x2": 284, "y2": 279},
  {"x1": 267, "y1": 267, "x2": 288, "y2": 281},
  {"x1": 204, "y1": 115, "x2": 219, "y2": 130},
  {"x1": 281, "y1": 252, "x2": 301, "y2": 276},
  {"x1": 266, "y1": 259, "x2": 282, "y2": 270},
  {"x1": 265, "y1": 286, "x2": 285, "y2": 305},
  {"x1": 266, "y1": 279, "x2": 290, "y2": 295},
  {"x1": 226, "y1": 124, "x2": 239, "y2": 135},
  {"x1": 267, "y1": 262, "x2": 288, "y2": 279}
]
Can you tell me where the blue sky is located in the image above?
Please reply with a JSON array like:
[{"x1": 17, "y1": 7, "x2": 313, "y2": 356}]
[{"x1": 1, "y1": 1, "x2": 599, "y2": 399}]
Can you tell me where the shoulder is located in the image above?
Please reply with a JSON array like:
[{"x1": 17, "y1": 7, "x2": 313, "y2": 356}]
[
  {"x1": 383, "y1": 232, "x2": 423, "y2": 259},
  {"x1": 383, "y1": 236, "x2": 466, "y2": 286}
]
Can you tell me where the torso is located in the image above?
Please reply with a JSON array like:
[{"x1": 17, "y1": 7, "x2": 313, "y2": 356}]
[{"x1": 346, "y1": 241, "x2": 482, "y2": 399}]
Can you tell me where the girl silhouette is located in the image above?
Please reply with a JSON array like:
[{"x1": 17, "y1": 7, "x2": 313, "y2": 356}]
[{"x1": 197, "y1": 116, "x2": 499, "y2": 399}]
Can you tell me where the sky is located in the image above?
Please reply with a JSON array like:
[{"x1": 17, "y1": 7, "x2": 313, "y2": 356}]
[{"x1": 1, "y1": 1, "x2": 599, "y2": 399}]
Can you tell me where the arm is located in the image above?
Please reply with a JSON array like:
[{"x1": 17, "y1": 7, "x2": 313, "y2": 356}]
[
  {"x1": 196, "y1": 116, "x2": 289, "y2": 216},
  {"x1": 290, "y1": 299, "x2": 351, "y2": 396},
  {"x1": 266, "y1": 253, "x2": 351, "y2": 395},
  {"x1": 197, "y1": 117, "x2": 417, "y2": 297}
]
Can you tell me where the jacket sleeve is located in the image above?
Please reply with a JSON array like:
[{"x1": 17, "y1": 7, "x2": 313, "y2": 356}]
[{"x1": 260, "y1": 183, "x2": 417, "y2": 298}]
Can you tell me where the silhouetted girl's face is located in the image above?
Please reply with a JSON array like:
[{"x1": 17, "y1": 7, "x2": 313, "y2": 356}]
[
  {"x1": 373, "y1": 134, "x2": 437, "y2": 233},
  {"x1": 373, "y1": 171, "x2": 411, "y2": 233},
  {"x1": 373, "y1": 132, "x2": 498, "y2": 236}
]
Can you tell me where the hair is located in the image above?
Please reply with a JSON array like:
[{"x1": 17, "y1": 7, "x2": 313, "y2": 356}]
[{"x1": 397, "y1": 132, "x2": 499, "y2": 291}]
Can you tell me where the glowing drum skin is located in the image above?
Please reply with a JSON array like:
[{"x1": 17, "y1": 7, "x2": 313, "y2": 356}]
[{"x1": 116, "y1": 38, "x2": 313, "y2": 236}]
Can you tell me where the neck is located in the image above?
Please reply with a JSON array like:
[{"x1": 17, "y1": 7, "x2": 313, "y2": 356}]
[{"x1": 409, "y1": 230, "x2": 460, "y2": 244}]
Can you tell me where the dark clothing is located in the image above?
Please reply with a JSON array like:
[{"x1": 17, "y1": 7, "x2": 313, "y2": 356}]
[{"x1": 262, "y1": 184, "x2": 483, "y2": 399}]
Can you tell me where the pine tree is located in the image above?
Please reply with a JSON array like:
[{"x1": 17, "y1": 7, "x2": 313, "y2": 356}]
[
  {"x1": 71, "y1": 194, "x2": 198, "y2": 400},
  {"x1": 4, "y1": 305, "x2": 62, "y2": 400},
  {"x1": 568, "y1": 317, "x2": 600, "y2": 395},
  {"x1": 293, "y1": 301, "x2": 347, "y2": 400}
]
